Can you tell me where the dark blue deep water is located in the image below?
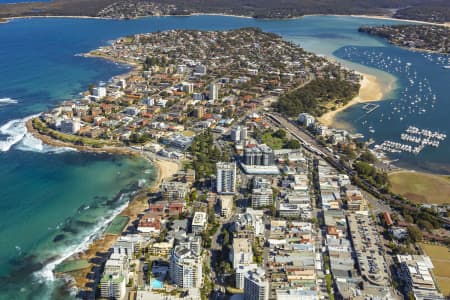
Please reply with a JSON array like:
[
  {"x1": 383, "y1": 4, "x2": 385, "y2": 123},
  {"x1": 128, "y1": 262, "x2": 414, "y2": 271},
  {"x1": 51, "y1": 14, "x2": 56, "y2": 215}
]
[{"x1": 0, "y1": 15, "x2": 447, "y2": 299}]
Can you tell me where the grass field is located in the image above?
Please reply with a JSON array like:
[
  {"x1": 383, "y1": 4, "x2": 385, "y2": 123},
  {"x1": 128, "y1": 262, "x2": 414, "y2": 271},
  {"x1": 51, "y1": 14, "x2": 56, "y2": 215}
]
[
  {"x1": 389, "y1": 171, "x2": 450, "y2": 204},
  {"x1": 421, "y1": 243, "x2": 450, "y2": 296}
]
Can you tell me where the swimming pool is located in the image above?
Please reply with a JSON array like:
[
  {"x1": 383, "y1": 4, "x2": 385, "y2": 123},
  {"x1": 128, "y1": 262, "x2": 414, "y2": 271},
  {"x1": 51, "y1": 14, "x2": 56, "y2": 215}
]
[{"x1": 151, "y1": 279, "x2": 164, "y2": 289}]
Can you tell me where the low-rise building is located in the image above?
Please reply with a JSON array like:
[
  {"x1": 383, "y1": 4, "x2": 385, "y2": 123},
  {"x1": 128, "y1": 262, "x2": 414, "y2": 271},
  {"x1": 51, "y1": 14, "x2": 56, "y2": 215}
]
[
  {"x1": 137, "y1": 214, "x2": 162, "y2": 234},
  {"x1": 345, "y1": 188, "x2": 368, "y2": 211},
  {"x1": 230, "y1": 238, "x2": 253, "y2": 269},
  {"x1": 191, "y1": 212, "x2": 207, "y2": 235},
  {"x1": 276, "y1": 288, "x2": 319, "y2": 300},
  {"x1": 219, "y1": 195, "x2": 234, "y2": 218},
  {"x1": 161, "y1": 181, "x2": 189, "y2": 202},
  {"x1": 251, "y1": 188, "x2": 273, "y2": 208},
  {"x1": 397, "y1": 255, "x2": 445, "y2": 300},
  {"x1": 298, "y1": 113, "x2": 315, "y2": 127}
]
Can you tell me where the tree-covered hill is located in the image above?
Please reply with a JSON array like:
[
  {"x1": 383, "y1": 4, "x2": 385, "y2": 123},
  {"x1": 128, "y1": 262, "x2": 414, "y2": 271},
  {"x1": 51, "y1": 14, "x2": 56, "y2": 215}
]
[{"x1": 274, "y1": 78, "x2": 360, "y2": 117}]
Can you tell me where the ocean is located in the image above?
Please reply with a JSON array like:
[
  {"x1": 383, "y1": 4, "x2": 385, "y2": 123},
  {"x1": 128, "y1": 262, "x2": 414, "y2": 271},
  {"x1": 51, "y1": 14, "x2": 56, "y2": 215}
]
[{"x1": 0, "y1": 14, "x2": 447, "y2": 299}]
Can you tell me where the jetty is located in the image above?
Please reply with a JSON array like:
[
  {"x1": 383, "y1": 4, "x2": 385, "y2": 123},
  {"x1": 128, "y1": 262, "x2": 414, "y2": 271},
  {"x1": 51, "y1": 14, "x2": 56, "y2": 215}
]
[
  {"x1": 374, "y1": 126, "x2": 446, "y2": 155},
  {"x1": 362, "y1": 103, "x2": 380, "y2": 114}
]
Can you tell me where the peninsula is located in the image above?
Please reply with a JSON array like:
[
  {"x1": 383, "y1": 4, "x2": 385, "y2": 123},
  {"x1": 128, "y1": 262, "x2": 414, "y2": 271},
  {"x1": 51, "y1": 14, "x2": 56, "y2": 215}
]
[
  {"x1": 31, "y1": 28, "x2": 360, "y2": 151},
  {"x1": 25, "y1": 27, "x2": 450, "y2": 300},
  {"x1": 28, "y1": 27, "x2": 358, "y2": 297},
  {"x1": 359, "y1": 24, "x2": 450, "y2": 54}
]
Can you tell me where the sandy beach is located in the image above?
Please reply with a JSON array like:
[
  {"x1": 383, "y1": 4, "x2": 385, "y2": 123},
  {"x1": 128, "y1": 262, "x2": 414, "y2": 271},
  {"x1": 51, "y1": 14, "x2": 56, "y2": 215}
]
[
  {"x1": 26, "y1": 117, "x2": 181, "y2": 290},
  {"x1": 153, "y1": 158, "x2": 180, "y2": 189},
  {"x1": 1, "y1": 15, "x2": 110, "y2": 24},
  {"x1": 348, "y1": 14, "x2": 450, "y2": 28},
  {"x1": 1, "y1": 11, "x2": 449, "y2": 28},
  {"x1": 189, "y1": 12, "x2": 253, "y2": 19},
  {"x1": 60, "y1": 157, "x2": 179, "y2": 291},
  {"x1": 318, "y1": 72, "x2": 387, "y2": 126}
]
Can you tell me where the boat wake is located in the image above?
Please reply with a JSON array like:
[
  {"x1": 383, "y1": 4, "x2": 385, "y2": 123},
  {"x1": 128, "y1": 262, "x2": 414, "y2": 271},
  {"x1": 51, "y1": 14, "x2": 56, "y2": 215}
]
[
  {"x1": 0, "y1": 115, "x2": 75, "y2": 153},
  {"x1": 0, "y1": 97, "x2": 19, "y2": 105}
]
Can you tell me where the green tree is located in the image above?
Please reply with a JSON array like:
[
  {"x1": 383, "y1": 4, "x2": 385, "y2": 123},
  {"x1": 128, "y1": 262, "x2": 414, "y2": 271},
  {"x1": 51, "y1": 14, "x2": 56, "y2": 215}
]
[
  {"x1": 404, "y1": 214, "x2": 414, "y2": 223},
  {"x1": 222, "y1": 228, "x2": 230, "y2": 246},
  {"x1": 407, "y1": 226, "x2": 423, "y2": 243},
  {"x1": 418, "y1": 220, "x2": 434, "y2": 232},
  {"x1": 359, "y1": 150, "x2": 376, "y2": 163},
  {"x1": 284, "y1": 139, "x2": 301, "y2": 149},
  {"x1": 273, "y1": 129, "x2": 287, "y2": 139}
]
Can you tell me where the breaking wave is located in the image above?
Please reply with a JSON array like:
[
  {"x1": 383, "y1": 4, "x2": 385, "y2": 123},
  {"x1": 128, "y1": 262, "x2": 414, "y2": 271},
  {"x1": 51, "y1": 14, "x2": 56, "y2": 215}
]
[
  {"x1": 0, "y1": 115, "x2": 75, "y2": 153},
  {"x1": 33, "y1": 193, "x2": 132, "y2": 282}
]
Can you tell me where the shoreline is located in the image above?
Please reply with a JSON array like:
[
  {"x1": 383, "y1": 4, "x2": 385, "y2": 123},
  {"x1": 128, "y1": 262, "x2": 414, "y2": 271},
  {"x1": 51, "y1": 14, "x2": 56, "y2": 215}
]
[
  {"x1": 12, "y1": 16, "x2": 441, "y2": 292},
  {"x1": 347, "y1": 14, "x2": 450, "y2": 28},
  {"x1": 0, "y1": 12, "x2": 445, "y2": 297},
  {"x1": 82, "y1": 52, "x2": 140, "y2": 69},
  {"x1": 3, "y1": 15, "x2": 110, "y2": 23},
  {"x1": 1, "y1": 12, "x2": 449, "y2": 28},
  {"x1": 25, "y1": 118, "x2": 180, "y2": 291},
  {"x1": 56, "y1": 157, "x2": 179, "y2": 293},
  {"x1": 318, "y1": 72, "x2": 389, "y2": 127}
]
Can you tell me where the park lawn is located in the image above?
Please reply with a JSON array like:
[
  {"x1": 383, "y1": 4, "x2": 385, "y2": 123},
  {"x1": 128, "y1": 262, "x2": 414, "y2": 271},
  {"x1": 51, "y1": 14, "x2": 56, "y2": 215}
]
[
  {"x1": 388, "y1": 171, "x2": 450, "y2": 204},
  {"x1": 421, "y1": 243, "x2": 450, "y2": 296}
]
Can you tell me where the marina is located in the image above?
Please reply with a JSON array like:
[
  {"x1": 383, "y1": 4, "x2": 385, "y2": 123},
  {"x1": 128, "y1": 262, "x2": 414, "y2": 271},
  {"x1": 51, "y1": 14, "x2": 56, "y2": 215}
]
[
  {"x1": 0, "y1": 14, "x2": 449, "y2": 299},
  {"x1": 374, "y1": 126, "x2": 446, "y2": 155},
  {"x1": 334, "y1": 40, "x2": 450, "y2": 172}
]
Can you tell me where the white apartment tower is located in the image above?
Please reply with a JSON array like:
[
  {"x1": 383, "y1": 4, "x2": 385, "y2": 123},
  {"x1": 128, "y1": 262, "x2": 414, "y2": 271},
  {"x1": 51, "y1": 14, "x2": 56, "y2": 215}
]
[
  {"x1": 230, "y1": 125, "x2": 248, "y2": 144},
  {"x1": 99, "y1": 253, "x2": 129, "y2": 300},
  {"x1": 209, "y1": 82, "x2": 219, "y2": 101},
  {"x1": 216, "y1": 162, "x2": 236, "y2": 194},
  {"x1": 244, "y1": 268, "x2": 269, "y2": 300},
  {"x1": 169, "y1": 245, "x2": 203, "y2": 288}
]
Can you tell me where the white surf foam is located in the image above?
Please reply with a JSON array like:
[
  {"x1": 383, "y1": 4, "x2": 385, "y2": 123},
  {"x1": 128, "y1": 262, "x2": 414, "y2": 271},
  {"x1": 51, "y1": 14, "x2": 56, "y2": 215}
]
[
  {"x1": 0, "y1": 115, "x2": 75, "y2": 153},
  {"x1": 0, "y1": 97, "x2": 18, "y2": 105},
  {"x1": 16, "y1": 132, "x2": 75, "y2": 153},
  {"x1": 0, "y1": 115, "x2": 37, "y2": 152},
  {"x1": 33, "y1": 193, "x2": 132, "y2": 282}
]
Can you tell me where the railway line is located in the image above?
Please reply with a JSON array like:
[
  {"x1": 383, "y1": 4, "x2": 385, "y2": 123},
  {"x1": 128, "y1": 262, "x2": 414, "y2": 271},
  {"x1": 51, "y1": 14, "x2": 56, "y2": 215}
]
[{"x1": 265, "y1": 112, "x2": 450, "y2": 226}]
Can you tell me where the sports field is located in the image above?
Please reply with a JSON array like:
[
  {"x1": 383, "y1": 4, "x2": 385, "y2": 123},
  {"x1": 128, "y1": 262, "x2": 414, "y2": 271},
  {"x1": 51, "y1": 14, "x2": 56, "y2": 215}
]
[
  {"x1": 421, "y1": 243, "x2": 450, "y2": 296},
  {"x1": 389, "y1": 171, "x2": 450, "y2": 204}
]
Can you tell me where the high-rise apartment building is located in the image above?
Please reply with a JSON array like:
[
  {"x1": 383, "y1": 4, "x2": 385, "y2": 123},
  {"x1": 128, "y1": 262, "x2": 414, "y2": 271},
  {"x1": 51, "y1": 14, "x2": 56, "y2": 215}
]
[{"x1": 216, "y1": 162, "x2": 237, "y2": 194}]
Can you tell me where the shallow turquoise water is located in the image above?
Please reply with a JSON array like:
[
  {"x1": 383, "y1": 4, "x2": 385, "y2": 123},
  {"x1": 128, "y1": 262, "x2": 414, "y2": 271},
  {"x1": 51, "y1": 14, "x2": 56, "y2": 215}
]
[
  {"x1": 0, "y1": 14, "x2": 448, "y2": 299},
  {"x1": 0, "y1": 152, "x2": 155, "y2": 299}
]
